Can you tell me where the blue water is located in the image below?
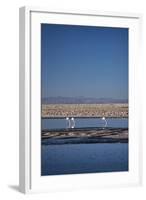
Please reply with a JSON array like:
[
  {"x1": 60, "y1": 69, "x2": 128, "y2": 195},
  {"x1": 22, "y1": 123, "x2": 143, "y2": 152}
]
[
  {"x1": 41, "y1": 143, "x2": 128, "y2": 175},
  {"x1": 42, "y1": 118, "x2": 128, "y2": 130},
  {"x1": 41, "y1": 118, "x2": 128, "y2": 176}
]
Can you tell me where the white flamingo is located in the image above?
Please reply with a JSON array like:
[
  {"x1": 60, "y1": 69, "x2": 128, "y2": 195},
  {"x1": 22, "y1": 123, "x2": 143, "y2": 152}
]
[
  {"x1": 71, "y1": 117, "x2": 75, "y2": 128},
  {"x1": 102, "y1": 117, "x2": 107, "y2": 127},
  {"x1": 66, "y1": 117, "x2": 71, "y2": 128}
]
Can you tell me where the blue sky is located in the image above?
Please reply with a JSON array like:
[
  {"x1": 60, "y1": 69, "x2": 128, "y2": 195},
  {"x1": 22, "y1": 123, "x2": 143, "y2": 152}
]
[{"x1": 41, "y1": 24, "x2": 128, "y2": 99}]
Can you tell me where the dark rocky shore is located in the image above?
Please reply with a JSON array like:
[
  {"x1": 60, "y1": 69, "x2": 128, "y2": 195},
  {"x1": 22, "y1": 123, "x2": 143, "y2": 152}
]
[{"x1": 42, "y1": 127, "x2": 128, "y2": 144}]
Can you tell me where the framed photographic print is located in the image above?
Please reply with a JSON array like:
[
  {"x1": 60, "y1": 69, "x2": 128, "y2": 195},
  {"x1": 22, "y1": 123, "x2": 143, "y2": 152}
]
[{"x1": 19, "y1": 7, "x2": 142, "y2": 193}]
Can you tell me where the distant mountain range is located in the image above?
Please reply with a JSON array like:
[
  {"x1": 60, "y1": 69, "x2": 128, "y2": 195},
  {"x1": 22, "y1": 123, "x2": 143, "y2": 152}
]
[{"x1": 42, "y1": 96, "x2": 128, "y2": 104}]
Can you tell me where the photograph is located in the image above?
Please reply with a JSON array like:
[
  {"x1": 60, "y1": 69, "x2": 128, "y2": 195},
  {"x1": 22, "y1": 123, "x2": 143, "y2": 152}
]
[{"x1": 41, "y1": 23, "x2": 128, "y2": 176}]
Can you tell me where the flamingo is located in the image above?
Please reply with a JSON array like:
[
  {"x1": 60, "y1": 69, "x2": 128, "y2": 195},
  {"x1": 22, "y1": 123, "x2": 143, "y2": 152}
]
[
  {"x1": 102, "y1": 117, "x2": 107, "y2": 127},
  {"x1": 71, "y1": 117, "x2": 75, "y2": 128},
  {"x1": 66, "y1": 117, "x2": 71, "y2": 128}
]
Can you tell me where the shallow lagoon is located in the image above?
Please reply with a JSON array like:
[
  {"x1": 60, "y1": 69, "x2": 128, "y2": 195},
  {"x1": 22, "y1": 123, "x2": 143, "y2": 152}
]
[
  {"x1": 42, "y1": 117, "x2": 128, "y2": 130},
  {"x1": 41, "y1": 143, "x2": 128, "y2": 175}
]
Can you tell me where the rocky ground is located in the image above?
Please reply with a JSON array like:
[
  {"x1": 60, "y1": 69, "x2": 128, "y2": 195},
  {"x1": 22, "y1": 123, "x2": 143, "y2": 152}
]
[
  {"x1": 42, "y1": 128, "x2": 128, "y2": 144},
  {"x1": 42, "y1": 104, "x2": 128, "y2": 118}
]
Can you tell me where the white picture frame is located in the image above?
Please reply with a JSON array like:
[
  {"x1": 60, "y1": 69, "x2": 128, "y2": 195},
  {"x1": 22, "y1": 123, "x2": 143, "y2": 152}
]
[{"x1": 19, "y1": 6, "x2": 142, "y2": 194}]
